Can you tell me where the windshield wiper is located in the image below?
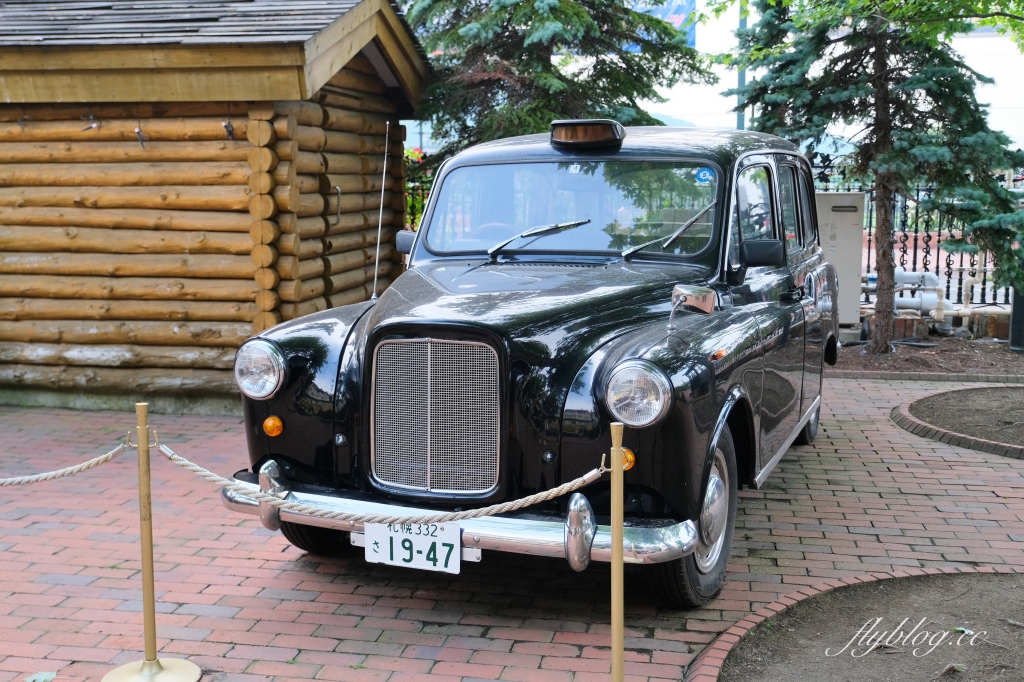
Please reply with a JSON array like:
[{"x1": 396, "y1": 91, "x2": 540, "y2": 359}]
[
  {"x1": 621, "y1": 201, "x2": 717, "y2": 261},
  {"x1": 487, "y1": 219, "x2": 591, "y2": 262}
]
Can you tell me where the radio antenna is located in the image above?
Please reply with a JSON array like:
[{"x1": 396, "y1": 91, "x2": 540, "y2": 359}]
[{"x1": 371, "y1": 121, "x2": 390, "y2": 300}]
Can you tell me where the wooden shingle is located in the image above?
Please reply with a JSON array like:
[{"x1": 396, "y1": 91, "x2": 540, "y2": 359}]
[{"x1": 0, "y1": 0, "x2": 428, "y2": 105}]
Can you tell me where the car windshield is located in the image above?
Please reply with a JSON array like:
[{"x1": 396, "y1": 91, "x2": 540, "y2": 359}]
[{"x1": 423, "y1": 161, "x2": 719, "y2": 258}]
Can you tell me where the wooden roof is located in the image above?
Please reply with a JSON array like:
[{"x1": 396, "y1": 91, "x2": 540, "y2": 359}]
[
  {"x1": 0, "y1": 0, "x2": 428, "y2": 106},
  {"x1": 0, "y1": 0, "x2": 368, "y2": 45}
]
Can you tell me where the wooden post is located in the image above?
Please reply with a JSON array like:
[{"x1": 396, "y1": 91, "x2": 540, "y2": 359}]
[{"x1": 610, "y1": 422, "x2": 624, "y2": 682}]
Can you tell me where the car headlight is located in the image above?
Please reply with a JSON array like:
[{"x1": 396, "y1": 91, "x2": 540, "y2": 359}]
[
  {"x1": 234, "y1": 339, "x2": 286, "y2": 400},
  {"x1": 603, "y1": 360, "x2": 673, "y2": 427}
]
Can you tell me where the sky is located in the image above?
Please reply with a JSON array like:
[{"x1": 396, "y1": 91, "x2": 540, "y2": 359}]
[
  {"x1": 645, "y1": 2, "x2": 1024, "y2": 149},
  {"x1": 405, "y1": 2, "x2": 1024, "y2": 153}
]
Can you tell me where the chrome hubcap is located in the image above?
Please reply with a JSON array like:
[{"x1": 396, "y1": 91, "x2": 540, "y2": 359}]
[
  {"x1": 695, "y1": 448, "x2": 729, "y2": 574},
  {"x1": 700, "y1": 473, "x2": 726, "y2": 546}
]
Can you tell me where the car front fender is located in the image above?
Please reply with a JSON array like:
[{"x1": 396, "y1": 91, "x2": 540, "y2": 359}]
[{"x1": 241, "y1": 301, "x2": 375, "y2": 486}]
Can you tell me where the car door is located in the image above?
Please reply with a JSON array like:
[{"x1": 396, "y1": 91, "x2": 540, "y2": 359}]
[
  {"x1": 728, "y1": 160, "x2": 804, "y2": 470},
  {"x1": 792, "y1": 163, "x2": 826, "y2": 417},
  {"x1": 777, "y1": 161, "x2": 819, "y2": 423}
]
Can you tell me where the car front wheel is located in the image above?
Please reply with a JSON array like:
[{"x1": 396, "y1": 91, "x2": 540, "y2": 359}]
[
  {"x1": 646, "y1": 425, "x2": 738, "y2": 608},
  {"x1": 280, "y1": 521, "x2": 351, "y2": 557}
]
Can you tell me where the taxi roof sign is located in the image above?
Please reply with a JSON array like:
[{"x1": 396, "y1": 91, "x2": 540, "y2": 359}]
[{"x1": 550, "y1": 119, "x2": 625, "y2": 149}]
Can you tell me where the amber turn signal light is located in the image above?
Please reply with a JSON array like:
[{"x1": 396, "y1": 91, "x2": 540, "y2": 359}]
[
  {"x1": 263, "y1": 415, "x2": 284, "y2": 437},
  {"x1": 622, "y1": 447, "x2": 636, "y2": 471}
]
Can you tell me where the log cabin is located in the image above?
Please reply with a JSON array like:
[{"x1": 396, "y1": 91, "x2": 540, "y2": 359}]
[{"x1": 0, "y1": 0, "x2": 427, "y2": 412}]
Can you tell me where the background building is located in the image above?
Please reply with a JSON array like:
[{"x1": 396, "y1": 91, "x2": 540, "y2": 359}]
[{"x1": 0, "y1": 0, "x2": 426, "y2": 413}]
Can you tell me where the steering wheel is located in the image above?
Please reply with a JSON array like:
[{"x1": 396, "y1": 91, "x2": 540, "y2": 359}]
[
  {"x1": 470, "y1": 222, "x2": 517, "y2": 241},
  {"x1": 742, "y1": 203, "x2": 772, "y2": 239}
]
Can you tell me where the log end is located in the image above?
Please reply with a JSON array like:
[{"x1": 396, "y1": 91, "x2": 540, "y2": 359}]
[
  {"x1": 252, "y1": 311, "x2": 283, "y2": 333},
  {"x1": 250, "y1": 244, "x2": 278, "y2": 268},
  {"x1": 250, "y1": 219, "x2": 281, "y2": 246}
]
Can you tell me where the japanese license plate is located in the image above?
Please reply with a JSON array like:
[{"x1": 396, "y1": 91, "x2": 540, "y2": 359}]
[{"x1": 363, "y1": 522, "x2": 461, "y2": 574}]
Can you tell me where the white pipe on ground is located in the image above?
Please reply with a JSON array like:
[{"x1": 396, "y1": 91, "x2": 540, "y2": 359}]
[
  {"x1": 958, "y1": 275, "x2": 983, "y2": 324},
  {"x1": 888, "y1": 286, "x2": 951, "y2": 321}
]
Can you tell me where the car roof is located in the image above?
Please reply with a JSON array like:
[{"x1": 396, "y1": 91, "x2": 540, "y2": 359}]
[{"x1": 445, "y1": 127, "x2": 802, "y2": 170}]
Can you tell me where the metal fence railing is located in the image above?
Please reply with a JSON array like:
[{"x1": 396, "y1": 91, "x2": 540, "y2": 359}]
[
  {"x1": 406, "y1": 180, "x2": 429, "y2": 231},
  {"x1": 818, "y1": 184, "x2": 1012, "y2": 307}
]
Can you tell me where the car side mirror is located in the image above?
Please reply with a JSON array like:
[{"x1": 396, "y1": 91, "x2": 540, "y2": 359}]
[
  {"x1": 395, "y1": 230, "x2": 416, "y2": 255},
  {"x1": 671, "y1": 285, "x2": 715, "y2": 314},
  {"x1": 668, "y1": 284, "x2": 715, "y2": 329},
  {"x1": 739, "y1": 239, "x2": 785, "y2": 268}
]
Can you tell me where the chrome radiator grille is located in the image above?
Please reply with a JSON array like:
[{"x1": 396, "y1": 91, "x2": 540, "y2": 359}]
[{"x1": 371, "y1": 338, "x2": 500, "y2": 494}]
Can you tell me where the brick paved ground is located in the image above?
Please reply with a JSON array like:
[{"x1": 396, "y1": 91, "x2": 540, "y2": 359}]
[{"x1": 1, "y1": 377, "x2": 1022, "y2": 682}]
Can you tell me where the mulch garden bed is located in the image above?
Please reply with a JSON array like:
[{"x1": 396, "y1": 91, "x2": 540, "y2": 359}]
[
  {"x1": 907, "y1": 387, "x2": 1024, "y2": 449},
  {"x1": 835, "y1": 336, "x2": 1024, "y2": 376},
  {"x1": 720, "y1": 572, "x2": 1024, "y2": 682}
]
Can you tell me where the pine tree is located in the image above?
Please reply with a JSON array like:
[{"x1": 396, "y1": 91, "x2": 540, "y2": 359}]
[
  {"x1": 404, "y1": 0, "x2": 714, "y2": 166},
  {"x1": 730, "y1": 0, "x2": 1024, "y2": 353}
]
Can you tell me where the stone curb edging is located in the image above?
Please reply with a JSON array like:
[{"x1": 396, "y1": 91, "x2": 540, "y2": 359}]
[
  {"x1": 890, "y1": 397, "x2": 1024, "y2": 460},
  {"x1": 828, "y1": 369, "x2": 1024, "y2": 383},
  {"x1": 683, "y1": 565, "x2": 1024, "y2": 682}
]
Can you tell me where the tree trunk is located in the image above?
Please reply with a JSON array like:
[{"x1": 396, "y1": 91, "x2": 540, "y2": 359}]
[
  {"x1": 0, "y1": 320, "x2": 251, "y2": 346},
  {"x1": 0, "y1": 252, "x2": 255, "y2": 278},
  {"x1": 0, "y1": 226, "x2": 252, "y2": 255},
  {"x1": 0, "y1": 140, "x2": 252, "y2": 163},
  {"x1": 0, "y1": 364, "x2": 236, "y2": 392},
  {"x1": 871, "y1": 176, "x2": 896, "y2": 353},
  {"x1": 0, "y1": 341, "x2": 236, "y2": 369},
  {"x1": 0, "y1": 206, "x2": 252, "y2": 232},
  {"x1": 869, "y1": 23, "x2": 895, "y2": 354},
  {"x1": 0, "y1": 185, "x2": 252, "y2": 211}
]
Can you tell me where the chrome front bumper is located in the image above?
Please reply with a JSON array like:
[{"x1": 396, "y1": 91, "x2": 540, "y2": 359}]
[{"x1": 221, "y1": 461, "x2": 698, "y2": 569}]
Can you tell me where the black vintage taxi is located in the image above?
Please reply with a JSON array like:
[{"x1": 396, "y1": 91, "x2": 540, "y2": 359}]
[{"x1": 225, "y1": 120, "x2": 839, "y2": 608}]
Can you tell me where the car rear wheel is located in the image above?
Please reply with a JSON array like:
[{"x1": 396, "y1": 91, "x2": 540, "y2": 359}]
[
  {"x1": 646, "y1": 425, "x2": 738, "y2": 608},
  {"x1": 280, "y1": 521, "x2": 351, "y2": 557},
  {"x1": 793, "y1": 402, "x2": 820, "y2": 445}
]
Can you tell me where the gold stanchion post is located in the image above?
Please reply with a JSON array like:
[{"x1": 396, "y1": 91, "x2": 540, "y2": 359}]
[
  {"x1": 103, "y1": 403, "x2": 202, "y2": 682},
  {"x1": 610, "y1": 422, "x2": 624, "y2": 682}
]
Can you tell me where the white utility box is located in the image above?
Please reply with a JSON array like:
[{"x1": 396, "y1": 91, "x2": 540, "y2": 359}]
[{"x1": 816, "y1": 192, "x2": 866, "y2": 326}]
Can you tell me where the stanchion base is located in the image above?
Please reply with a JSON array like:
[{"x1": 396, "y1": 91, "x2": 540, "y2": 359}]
[{"x1": 102, "y1": 657, "x2": 203, "y2": 682}]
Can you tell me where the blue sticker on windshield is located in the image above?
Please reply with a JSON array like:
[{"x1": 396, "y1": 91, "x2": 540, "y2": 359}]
[{"x1": 695, "y1": 167, "x2": 714, "y2": 184}]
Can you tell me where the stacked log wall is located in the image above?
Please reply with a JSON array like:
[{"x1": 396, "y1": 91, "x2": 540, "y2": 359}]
[
  {"x1": 0, "y1": 55, "x2": 407, "y2": 395},
  {"x1": 253, "y1": 54, "x2": 406, "y2": 324},
  {"x1": 0, "y1": 103, "x2": 257, "y2": 393}
]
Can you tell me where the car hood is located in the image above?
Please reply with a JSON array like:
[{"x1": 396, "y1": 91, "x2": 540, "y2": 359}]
[
  {"x1": 363, "y1": 259, "x2": 711, "y2": 441},
  {"x1": 367, "y1": 259, "x2": 710, "y2": 340}
]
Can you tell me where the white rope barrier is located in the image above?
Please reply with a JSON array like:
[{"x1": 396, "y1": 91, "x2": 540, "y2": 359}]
[
  {"x1": 157, "y1": 442, "x2": 606, "y2": 526},
  {"x1": 0, "y1": 442, "x2": 129, "y2": 487},
  {"x1": 0, "y1": 430, "x2": 606, "y2": 524},
  {"x1": 1, "y1": 406, "x2": 625, "y2": 682}
]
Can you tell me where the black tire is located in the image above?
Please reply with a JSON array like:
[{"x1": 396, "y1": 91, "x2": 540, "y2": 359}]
[
  {"x1": 793, "y1": 401, "x2": 820, "y2": 445},
  {"x1": 646, "y1": 425, "x2": 738, "y2": 608},
  {"x1": 280, "y1": 521, "x2": 351, "y2": 556}
]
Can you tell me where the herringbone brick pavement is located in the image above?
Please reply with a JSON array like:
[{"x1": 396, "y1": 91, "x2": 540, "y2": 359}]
[{"x1": 0, "y1": 378, "x2": 1021, "y2": 682}]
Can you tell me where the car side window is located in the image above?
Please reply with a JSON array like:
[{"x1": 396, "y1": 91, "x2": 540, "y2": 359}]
[
  {"x1": 778, "y1": 165, "x2": 801, "y2": 255},
  {"x1": 797, "y1": 169, "x2": 818, "y2": 247},
  {"x1": 735, "y1": 166, "x2": 774, "y2": 244}
]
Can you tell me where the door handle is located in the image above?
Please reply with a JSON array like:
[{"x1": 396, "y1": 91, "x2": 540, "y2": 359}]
[{"x1": 782, "y1": 286, "x2": 804, "y2": 302}]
